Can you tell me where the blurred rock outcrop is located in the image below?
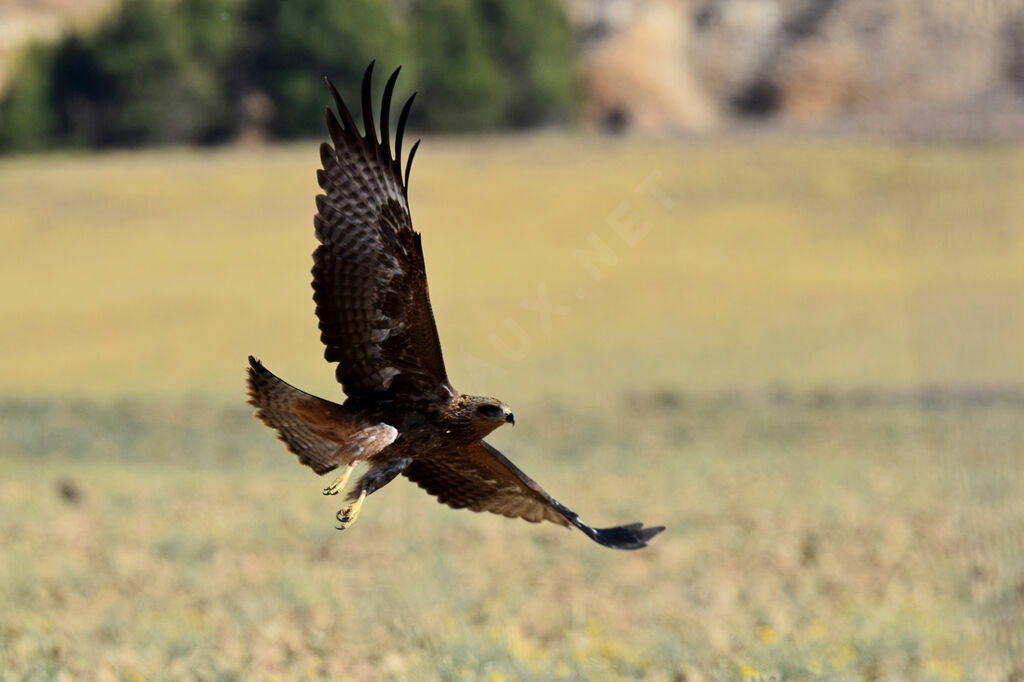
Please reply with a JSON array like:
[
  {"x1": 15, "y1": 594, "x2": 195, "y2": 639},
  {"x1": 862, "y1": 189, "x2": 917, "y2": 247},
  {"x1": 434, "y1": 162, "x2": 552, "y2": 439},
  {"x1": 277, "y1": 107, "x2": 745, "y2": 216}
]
[
  {"x1": 571, "y1": 0, "x2": 718, "y2": 133},
  {"x1": 572, "y1": 0, "x2": 1024, "y2": 136}
]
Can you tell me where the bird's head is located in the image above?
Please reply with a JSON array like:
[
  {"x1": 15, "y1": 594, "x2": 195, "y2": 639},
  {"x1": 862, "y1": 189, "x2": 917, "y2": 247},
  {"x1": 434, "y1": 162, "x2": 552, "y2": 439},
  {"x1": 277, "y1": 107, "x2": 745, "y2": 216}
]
[{"x1": 458, "y1": 395, "x2": 515, "y2": 438}]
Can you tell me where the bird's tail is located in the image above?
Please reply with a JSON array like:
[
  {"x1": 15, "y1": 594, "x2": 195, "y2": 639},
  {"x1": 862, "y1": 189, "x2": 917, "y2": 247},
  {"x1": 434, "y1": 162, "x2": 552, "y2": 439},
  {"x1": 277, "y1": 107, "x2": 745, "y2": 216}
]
[{"x1": 245, "y1": 356, "x2": 397, "y2": 474}]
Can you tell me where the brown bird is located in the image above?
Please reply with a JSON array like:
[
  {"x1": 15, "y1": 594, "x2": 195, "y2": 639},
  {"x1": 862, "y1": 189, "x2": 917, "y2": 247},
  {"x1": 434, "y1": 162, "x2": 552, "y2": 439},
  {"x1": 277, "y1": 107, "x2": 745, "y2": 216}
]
[{"x1": 246, "y1": 62, "x2": 664, "y2": 550}]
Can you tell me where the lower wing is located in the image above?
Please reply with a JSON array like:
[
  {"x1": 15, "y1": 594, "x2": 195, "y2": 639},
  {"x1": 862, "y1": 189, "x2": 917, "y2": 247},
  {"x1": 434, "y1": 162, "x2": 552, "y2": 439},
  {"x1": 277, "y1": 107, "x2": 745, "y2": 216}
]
[
  {"x1": 403, "y1": 440, "x2": 664, "y2": 550},
  {"x1": 246, "y1": 356, "x2": 397, "y2": 474}
]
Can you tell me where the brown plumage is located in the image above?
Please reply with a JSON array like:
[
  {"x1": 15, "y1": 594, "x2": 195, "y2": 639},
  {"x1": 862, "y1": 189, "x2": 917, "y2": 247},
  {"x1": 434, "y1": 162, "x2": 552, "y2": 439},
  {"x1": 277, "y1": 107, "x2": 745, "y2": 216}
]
[{"x1": 246, "y1": 62, "x2": 664, "y2": 550}]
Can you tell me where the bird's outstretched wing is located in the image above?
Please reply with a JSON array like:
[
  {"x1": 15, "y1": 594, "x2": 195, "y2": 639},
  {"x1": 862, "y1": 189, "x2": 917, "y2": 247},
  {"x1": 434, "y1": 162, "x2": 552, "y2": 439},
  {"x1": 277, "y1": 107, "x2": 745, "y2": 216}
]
[
  {"x1": 403, "y1": 441, "x2": 665, "y2": 550},
  {"x1": 314, "y1": 62, "x2": 452, "y2": 403},
  {"x1": 246, "y1": 356, "x2": 398, "y2": 474}
]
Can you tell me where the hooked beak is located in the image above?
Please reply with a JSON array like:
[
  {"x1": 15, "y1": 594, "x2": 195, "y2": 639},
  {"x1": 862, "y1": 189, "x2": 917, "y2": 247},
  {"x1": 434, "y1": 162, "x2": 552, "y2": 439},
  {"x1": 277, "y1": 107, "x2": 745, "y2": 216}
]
[{"x1": 504, "y1": 410, "x2": 515, "y2": 426}]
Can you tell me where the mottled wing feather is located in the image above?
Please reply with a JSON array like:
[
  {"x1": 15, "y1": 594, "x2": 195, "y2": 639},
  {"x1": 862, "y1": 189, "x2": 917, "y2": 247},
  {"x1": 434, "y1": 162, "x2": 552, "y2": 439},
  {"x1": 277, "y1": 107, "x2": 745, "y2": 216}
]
[
  {"x1": 246, "y1": 357, "x2": 398, "y2": 474},
  {"x1": 404, "y1": 441, "x2": 666, "y2": 550},
  {"x1": 314, "y1": 62, "x2": 451, "y2": 402},
  {"x1": 404, "y1": 441, "x2": 569, "y2": 525}
]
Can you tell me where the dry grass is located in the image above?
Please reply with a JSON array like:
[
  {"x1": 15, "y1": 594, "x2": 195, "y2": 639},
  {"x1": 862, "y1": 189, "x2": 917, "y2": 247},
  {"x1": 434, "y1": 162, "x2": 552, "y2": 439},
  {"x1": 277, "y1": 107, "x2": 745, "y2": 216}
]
[
  {"x1": 1, "y1": 136, "x2": 1023, "y2": 680},
  {"x1": 1, "y1": 137, "x2": 1022, "y2": 401},
  {"x1": 2, "y1": 393, "x2": 1022, "y2": 680}
]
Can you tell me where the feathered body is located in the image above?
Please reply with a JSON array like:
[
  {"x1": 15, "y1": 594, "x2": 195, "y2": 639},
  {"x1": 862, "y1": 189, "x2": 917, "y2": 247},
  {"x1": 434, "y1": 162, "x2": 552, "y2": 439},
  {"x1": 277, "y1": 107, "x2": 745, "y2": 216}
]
[{"x1": 246, "y1": 63, "x2": 664, "y2": 549}]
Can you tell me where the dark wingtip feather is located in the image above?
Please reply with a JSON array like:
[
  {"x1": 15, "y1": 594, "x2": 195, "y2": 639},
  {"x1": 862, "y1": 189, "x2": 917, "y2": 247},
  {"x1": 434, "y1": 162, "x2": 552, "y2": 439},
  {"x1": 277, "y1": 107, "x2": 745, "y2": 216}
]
[
  {"x1": 394, "y1": 92, "x2": 417, "y2": 177},
  {"x1": 322, "y1": 64, "x2": 418, "y2": 193},
  {"x1": 314, "y1": 194, "x2": 329, "y2": 215},
  {"x1": 380, "y1": 66, "x2": 401, "y2": 161},
  {"x1": 404, "y1": 139, "x2": 420, "y2": 193},
  {"x1": 325, "y1": 110, "x2": 346, "y2": 148},
  {"x1": 361, "y1": 61, "x2": 377, "y2": 143},
  {"x1": 316, "y1": 140, "x2": 332, "y2": 168},
  {"x1": 325, "y1": 76, "x2": 358, "y2": 134}
]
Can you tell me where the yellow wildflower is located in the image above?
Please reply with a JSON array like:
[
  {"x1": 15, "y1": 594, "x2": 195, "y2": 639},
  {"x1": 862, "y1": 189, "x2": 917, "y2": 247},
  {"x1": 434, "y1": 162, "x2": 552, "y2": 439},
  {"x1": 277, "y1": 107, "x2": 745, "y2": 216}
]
[
  {"x1": 926, "y1": 659, "x2": 963, "y2": 682},
  {"x1": 830, "y1": 643, "x2": 856, "y2": 670},
  {"x1": 756, "y1": 625, "x2": 777, "y2": 645}
]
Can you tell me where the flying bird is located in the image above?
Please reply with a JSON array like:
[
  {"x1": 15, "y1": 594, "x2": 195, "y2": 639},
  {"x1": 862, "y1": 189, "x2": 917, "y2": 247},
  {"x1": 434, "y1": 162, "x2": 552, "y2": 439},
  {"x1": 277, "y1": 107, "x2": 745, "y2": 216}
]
[{"x1": 246, "y1": 62, "x2": 664, "y2": 550}]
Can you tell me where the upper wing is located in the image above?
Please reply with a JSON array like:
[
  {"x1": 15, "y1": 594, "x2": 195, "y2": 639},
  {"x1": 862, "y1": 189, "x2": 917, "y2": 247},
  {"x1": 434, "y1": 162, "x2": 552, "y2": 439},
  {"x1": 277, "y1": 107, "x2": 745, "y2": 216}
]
[
  {"x1": 313, "y1": 62, "x2": 452, "y2": 403},
  {"x1": 403, "y1": 441, "x2": 665, "y2": 550}
]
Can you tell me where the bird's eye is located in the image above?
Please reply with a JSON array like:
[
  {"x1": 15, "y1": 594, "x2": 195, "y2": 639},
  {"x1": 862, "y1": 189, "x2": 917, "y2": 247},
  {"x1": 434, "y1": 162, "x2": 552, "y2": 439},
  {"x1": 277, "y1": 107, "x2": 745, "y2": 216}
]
[{"x1": 477, "y1": 404, "x2": 504, "y2": 418}]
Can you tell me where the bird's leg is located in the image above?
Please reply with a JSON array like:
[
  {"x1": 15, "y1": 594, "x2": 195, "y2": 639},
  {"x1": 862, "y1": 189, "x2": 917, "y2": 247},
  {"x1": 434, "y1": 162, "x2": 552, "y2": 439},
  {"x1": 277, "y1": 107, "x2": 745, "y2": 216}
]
[
  {"x1": 331, "y1": 456, "x2": 411, "y2": 532},
  {"x1": 335, "y1": 490, "x2": 367, "y2": 530},
  {"x1": 322, "y1": 462, "x2": 356, "y2": 496}
]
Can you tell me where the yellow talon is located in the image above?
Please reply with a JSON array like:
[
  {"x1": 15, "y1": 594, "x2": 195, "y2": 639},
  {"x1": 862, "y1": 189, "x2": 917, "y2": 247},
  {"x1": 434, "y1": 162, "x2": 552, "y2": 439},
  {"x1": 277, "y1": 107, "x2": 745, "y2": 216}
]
[
  {"x1": 335, "y1": 490, "x2": 367, "y2": 530},
  {"x1": 323, "y1": 463, "x2": 356, "y2": 496}
]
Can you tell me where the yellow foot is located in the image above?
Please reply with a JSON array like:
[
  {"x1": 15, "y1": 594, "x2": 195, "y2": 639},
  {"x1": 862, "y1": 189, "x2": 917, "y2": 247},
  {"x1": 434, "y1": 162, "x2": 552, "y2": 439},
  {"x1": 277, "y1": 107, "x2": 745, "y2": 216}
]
[
  {"x1": 335, "y1": 490, "x2": 367, "y2": 530},
  {"x1": 323, "y1": 463, "x2": 356, "y2": 496}
]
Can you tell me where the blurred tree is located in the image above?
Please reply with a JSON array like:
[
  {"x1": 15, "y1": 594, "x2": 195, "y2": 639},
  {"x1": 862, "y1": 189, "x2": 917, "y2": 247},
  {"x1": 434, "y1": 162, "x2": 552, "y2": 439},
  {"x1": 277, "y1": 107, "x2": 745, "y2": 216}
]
[
  {"x1": 475, "y1": 0, "x2": 578, "y2": 127},
  {"x1": 176, "y1": 0, "x2": 238, "y2": 143},
  {"x1": 234, "y1": 0, "x2": 405, "y2": 138},
  {"x1": 0, "y1": 0, "x2": 407, "y2": 148},
  {"x1": 0, "y1": 0, "x2": 579, "y2": 151},
  {"x1": 0, "y1": 0, "x2": 234, "y2": 150},
  {"x1": 180, "y1": 0, "x2": 238, "y2": 64},
  {"x1": 0, "y1": 43, "x2": 59, "y2": 151},
  {"x1": 410, "y1": 0, "x2": 507, "y2": 131},
  {"x1": 48, "y1": 35, "x2": 114, "y2": 147},
  {"x1": 87, "y1": 0, "x2": 232, "y2": 145},
  {"x1": 409, "y1": 0, "x2": 578, "y2": 130}
]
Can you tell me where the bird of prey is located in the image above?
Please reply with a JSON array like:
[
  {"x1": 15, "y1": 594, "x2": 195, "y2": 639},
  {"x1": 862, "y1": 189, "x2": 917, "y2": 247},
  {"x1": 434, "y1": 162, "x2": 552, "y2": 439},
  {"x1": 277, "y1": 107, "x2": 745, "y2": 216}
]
[{"x1": 246, "y1": 62, "x2": 664, "y2": 550}]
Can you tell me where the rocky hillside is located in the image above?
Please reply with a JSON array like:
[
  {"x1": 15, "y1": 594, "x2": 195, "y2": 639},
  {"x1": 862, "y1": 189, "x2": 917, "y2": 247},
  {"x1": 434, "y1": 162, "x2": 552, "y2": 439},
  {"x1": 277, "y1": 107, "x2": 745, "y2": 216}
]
[{"x1": 572, "y1": 0, "x2": 1024, "y2": 137}]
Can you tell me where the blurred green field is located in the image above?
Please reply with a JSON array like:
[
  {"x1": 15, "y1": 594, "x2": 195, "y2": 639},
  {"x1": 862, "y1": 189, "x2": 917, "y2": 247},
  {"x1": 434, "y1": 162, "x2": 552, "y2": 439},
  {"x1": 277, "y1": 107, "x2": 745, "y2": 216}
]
[
  {"x1": 1, "y1": 136, "x2": 1023, "y2": 400},
  {"x1": 2, "y1": 393, "x2": 1022, "y2": 680},
  {"x1": 1, "y1": 137, "x2": 1023, "y2": 680}
]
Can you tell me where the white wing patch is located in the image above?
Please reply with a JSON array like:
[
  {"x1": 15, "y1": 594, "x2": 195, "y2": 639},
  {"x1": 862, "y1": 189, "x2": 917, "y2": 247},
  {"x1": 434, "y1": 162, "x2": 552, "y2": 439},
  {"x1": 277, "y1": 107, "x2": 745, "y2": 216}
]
[{"x1": 338, "y1": 423, "x2": 399, "y2": 463}]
